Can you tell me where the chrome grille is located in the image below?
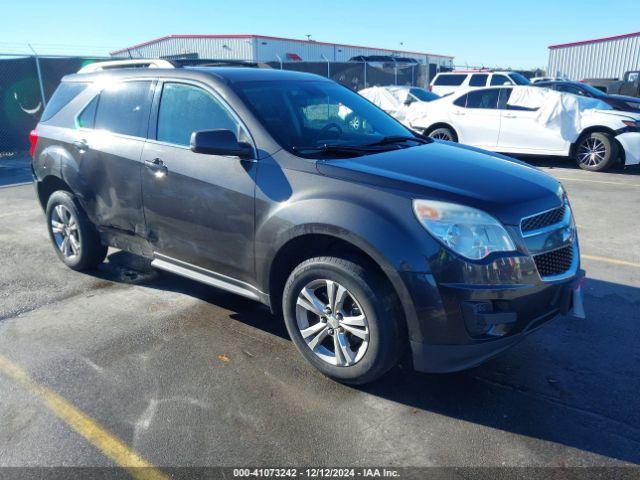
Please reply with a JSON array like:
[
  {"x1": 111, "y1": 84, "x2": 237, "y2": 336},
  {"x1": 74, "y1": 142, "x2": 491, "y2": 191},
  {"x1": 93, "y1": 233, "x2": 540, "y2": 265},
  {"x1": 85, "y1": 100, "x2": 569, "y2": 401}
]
[
  {"x1": 533, "y1": 245, "x2": 574, "y2": 278},
  {"x1": 521, "y1": 205, "x2": 566, "y2": 233}
]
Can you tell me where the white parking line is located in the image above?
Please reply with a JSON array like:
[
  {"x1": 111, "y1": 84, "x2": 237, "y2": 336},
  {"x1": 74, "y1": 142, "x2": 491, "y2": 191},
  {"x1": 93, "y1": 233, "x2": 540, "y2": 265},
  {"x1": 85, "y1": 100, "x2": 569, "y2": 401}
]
[
  {"x1": 582, "y1": 254, "x2": 640, "y2": 268},
  {"x1": 553, "y1": 176, "x2": 640, "y2": 187}
]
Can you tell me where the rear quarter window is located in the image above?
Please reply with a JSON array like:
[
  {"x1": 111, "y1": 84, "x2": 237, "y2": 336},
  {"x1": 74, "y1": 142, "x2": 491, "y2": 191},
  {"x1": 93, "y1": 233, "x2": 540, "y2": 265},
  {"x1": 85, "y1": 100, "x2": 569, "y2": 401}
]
[
  {"x1": 40, "y1": 82, "x2": 88, "y2": 122},
  {"x1": 434, "y1": 74, "x2": 467, "y2": 86}
]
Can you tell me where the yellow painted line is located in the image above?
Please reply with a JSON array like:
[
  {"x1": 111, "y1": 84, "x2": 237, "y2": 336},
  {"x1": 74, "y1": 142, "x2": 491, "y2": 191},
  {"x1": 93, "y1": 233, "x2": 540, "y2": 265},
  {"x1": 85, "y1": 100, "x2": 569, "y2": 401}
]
[
  {"x1": 582, "y1": 254, "x2": 640, "y2": 268},
  {"x1": 0, "y1": 353, "x2": 169, "y2": 480},
  {"x1": 553, "y1": 176, "x2": 640, "y2": 187}
]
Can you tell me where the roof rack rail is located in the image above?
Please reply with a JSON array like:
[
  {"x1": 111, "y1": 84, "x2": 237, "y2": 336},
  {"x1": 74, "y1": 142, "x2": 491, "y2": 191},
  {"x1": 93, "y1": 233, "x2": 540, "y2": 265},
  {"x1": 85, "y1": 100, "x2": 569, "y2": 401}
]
[{"x1": 77, "y1": 59, "x2": 175, "y2": 73}]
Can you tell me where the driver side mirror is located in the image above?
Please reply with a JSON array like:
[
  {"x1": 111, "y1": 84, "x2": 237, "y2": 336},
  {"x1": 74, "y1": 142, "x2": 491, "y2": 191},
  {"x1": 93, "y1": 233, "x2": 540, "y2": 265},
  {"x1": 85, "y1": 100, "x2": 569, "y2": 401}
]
[
  {"x1": 404, "y1": 98, "x2": 414, "y2": 106},
  {"x1": 190, "y1": 129, "x2": 253, "y2": 159}
]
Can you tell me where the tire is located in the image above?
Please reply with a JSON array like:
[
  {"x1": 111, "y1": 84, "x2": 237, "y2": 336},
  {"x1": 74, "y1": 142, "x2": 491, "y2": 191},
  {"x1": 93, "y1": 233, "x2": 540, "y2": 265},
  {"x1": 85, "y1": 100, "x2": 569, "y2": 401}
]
[
  {"x1": 45, "y1": 190, "x2": 107, "y2": 271},
  {"x1": 428, "y1": 127, "x2": 457, "y2": 142},
  {"x1": 574, "y1": 132, "x2": 619, "y2": 172},
  {"x1": 282, "y1": 256, "x2": 402, "y2": 384}
]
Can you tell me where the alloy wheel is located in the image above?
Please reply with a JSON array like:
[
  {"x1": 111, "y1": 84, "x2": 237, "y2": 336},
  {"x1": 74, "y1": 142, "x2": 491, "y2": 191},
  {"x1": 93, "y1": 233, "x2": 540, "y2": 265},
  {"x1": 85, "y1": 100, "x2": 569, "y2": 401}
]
[
  {"x1": 50, "y1": 204, "x2": 80, "y2": 259},
  {"x1": 577, "y1": 137, "x2": 607, "y2": 167},
  {"x1": 295, "y1": 279, "x2": 370, "y2": 367},
  {"x1": 430, "y1": 130, "x2": 453, "y2": 141}
]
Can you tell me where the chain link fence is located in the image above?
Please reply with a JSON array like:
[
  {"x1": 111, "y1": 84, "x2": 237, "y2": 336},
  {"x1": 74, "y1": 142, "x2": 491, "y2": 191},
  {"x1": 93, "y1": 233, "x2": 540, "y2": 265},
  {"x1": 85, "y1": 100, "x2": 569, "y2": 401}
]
[
  {"x1": 0, "y1": 55, "x2": 107, "y2": 154},
  {"x1": 0, "y1": 55, "x2": 438, "y2": 157},
  {"x1": 264, "y1": 60, "x2": 431, "y2": 91}
]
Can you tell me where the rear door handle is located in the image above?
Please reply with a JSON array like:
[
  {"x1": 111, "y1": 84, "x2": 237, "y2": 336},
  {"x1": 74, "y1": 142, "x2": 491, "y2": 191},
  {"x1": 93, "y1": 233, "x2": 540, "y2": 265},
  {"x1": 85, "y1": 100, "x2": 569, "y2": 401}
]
[
  {"x1": 145, "y1": 158, "x2": 168, "y2": 177},
  {"x1": 452, "y1": 110, "x2": 466, "y2": 116},
  {"x1": 72, "y1": 139, "x2": 88, "y2": 151}
]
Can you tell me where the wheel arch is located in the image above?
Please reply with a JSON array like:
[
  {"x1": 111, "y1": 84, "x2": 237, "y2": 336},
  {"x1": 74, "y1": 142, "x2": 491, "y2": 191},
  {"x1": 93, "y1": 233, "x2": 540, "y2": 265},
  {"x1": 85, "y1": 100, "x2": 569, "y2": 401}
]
[
  {"x1": 423, "y1": 122, "x2": 459, "y2": 141},
  {"x1": 570, "y1": 126, "x2": 622, "y2": 162},
  {"x1": 36, "y1": 175, "x2": 72, "y2": 210},
  {"x1": 264, "y1": 227, "x2": 418, "y2": 344}
]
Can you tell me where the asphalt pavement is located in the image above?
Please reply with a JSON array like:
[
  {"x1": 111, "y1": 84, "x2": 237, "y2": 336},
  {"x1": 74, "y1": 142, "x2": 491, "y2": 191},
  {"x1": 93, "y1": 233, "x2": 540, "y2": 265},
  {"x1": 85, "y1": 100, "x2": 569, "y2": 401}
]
[{"x1": 0, "y1": 154, "x2": 638, "y2": 470}]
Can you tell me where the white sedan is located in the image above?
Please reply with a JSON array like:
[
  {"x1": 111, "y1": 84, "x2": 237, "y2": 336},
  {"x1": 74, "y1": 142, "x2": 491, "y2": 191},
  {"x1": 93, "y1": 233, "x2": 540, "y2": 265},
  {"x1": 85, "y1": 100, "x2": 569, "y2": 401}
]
[{"x1": 409, "y1": 85, "x2": 640, "y2": 172}]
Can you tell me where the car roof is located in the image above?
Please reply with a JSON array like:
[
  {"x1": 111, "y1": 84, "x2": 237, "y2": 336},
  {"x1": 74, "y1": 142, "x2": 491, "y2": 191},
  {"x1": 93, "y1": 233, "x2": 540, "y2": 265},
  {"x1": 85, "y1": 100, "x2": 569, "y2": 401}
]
[
  {"x1": 63, "y1": 66, "x2": 329, "y2": 84},
  {"x1": 435, "y1": 71, "x2": 517, "y2": 76},
  {"x1": 536, "y1": 80, "x2": 577, "y2": 87}
]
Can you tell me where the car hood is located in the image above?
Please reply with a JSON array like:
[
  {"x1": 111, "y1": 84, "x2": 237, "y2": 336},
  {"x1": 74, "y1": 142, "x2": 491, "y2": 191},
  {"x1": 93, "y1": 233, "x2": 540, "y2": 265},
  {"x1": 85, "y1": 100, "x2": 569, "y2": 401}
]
[{"x1": 316, "y1": 141, "x2": 562, "y2": 226}]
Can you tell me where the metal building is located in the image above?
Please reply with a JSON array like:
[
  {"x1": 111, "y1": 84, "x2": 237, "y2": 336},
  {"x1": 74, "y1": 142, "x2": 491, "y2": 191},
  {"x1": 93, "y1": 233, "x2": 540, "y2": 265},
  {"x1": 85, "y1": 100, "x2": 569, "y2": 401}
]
[
  {"x1": 110, "y1": 34, "x2": 453, "y2": 69},
  {"x1": 548, "y1": 31, "x2": 640, "y2": 80}
]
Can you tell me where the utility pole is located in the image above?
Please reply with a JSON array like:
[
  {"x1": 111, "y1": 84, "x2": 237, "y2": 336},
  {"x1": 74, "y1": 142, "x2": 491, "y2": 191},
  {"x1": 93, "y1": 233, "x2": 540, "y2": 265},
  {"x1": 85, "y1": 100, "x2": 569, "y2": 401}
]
[{"x1": 28, "y1": 44, "x2": 47, "y2": 108}]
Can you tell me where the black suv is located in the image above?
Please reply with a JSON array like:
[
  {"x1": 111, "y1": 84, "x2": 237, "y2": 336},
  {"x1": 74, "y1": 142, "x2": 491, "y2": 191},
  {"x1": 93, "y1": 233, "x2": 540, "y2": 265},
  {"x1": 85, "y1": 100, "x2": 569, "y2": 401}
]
[{"x1": 30, "y1": 62, "x2": 585, "y2": 384}]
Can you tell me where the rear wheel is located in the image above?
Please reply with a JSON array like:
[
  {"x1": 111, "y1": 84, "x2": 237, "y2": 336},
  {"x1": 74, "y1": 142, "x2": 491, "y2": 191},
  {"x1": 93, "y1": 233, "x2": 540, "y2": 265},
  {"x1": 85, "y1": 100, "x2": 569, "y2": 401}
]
[
  {"x1": 428, "y1": 126, "x2": 456, "y2": 142},
  {"x1": 282, "y1": 257, "x2": 402, "y2": 384},
  {"x1": 46, "y1": 191, "x2": 107, "y2": 271},
  {"x1": 574, "y1": 132, "x2": 618, "y2": 171}
]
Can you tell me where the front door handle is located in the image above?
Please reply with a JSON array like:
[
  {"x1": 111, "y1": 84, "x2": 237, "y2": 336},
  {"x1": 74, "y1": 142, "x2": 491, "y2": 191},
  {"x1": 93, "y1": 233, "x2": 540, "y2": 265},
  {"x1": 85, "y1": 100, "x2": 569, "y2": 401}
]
[
  {"x1": 145, "y1": 158, "x2": 168, "y2": 177},
  {"x1": 503, "y1": 113, "x2": 517, "y2": 119}
]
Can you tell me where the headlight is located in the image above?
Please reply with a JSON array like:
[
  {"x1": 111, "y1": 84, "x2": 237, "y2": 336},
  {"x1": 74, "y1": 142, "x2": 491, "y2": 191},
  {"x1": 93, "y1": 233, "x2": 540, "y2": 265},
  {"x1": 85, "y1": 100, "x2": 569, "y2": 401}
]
[{"x1": 413, "y1": 200, "x2": 516, "y2": 260}]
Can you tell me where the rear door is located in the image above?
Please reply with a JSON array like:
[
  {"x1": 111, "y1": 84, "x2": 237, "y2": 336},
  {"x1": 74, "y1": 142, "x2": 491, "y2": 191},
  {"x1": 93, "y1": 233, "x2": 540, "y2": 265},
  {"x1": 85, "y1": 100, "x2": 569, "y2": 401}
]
[
  {"x1": 74, "y1": 79, "x2": 155, "y2": 235},
  {"x1": 496, "y1": 88, "x2": 568, "y2": 153},
  {"x1": 140, "y1": 80, "x2": 257, "y2": 283},
  {"x1": 450, "y1": 88, "x2": 501, "y2": 149}
]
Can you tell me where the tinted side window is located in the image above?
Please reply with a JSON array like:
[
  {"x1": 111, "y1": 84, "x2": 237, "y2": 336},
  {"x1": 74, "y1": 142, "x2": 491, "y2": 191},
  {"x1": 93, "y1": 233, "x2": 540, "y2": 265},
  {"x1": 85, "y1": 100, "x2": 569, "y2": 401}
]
[
  {"x1": 157, "y1": 83, "x2": 244, "y2": 147},
  {"x1": 40, "y1": 82, "x2": 88, "y2": 122},
  {"x1": 465, "y1": 89, "x2": 500, "y2": 109},
  {"x1": 94, "y1": 81, "x2": 153, "y2": 137},
  {"x1": 490, "y1": 75, "x2": 512, "y2": 86},
  {"x1": 498, "y1": 88, "x2": 539, "y2": 111},
  {"x1": 76, "y1": 96, "x2": 98, "y2": 129},
  {"x1": 469, "y1": 74, "x2": 488, "y2": 87},
  {"x1": 434, "y1": 74, "x2": 466, "y2": 86},
  {"x1": 453, "y1": 94, "x2": 467, "y2": 107}
]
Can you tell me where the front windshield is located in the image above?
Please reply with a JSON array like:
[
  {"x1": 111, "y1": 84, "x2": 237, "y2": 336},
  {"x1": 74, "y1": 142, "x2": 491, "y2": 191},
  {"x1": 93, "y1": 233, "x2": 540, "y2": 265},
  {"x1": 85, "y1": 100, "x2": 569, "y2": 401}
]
[
  {"x1": 232, "y1": 80, "x2": 414, "y2": 156},
  {"x1": 409, "y1": 87, "x2": 439, "y2": 102},
  {"x1": 509, "y1": 73, "x2": 531, "y2": 85}
]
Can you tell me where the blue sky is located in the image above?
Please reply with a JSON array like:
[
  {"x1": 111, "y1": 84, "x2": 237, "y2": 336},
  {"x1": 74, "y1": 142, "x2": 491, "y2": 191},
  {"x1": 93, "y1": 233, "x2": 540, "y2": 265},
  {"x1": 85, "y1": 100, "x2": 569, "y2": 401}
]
[{"x1": 2, "y1": 0, "x2": 638, "y2": 69}]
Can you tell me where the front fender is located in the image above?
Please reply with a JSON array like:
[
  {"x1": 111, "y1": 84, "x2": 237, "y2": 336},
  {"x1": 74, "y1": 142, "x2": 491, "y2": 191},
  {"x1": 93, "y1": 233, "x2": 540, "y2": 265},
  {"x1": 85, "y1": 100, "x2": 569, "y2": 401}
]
[{"x1": 255, "y1": 194, "x2": 439, "y2": 343}]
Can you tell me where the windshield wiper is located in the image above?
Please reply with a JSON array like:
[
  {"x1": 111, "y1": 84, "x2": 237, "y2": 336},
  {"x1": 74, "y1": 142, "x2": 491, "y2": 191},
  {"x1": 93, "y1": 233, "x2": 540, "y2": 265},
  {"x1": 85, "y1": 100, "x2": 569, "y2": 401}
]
[
  {"x1": 292, "y1": 144, "x2": 385, "y2": 155},
  {"x1": 365, "y1": 135, "x2": 430, "y2": 147}
]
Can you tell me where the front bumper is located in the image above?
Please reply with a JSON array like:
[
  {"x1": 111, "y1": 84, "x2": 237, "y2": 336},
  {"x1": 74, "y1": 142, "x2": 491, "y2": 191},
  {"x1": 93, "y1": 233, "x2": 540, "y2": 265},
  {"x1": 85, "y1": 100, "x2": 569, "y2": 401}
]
[
  {"x1": 616, "y1": 131, "x2": 640, "y2": 166},
  {"x1": 409, "y1": 269, "x2": 585, "y2": 373}
]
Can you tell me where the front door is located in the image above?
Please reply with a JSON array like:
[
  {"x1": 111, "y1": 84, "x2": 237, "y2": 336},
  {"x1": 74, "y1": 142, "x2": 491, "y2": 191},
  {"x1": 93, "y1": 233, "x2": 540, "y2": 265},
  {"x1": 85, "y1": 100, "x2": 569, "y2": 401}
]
[
  {"x1": 496, "y1": 88, "x2": 568, "y2": 154},
  {"x1": 141, "y1": 81, "x2": 257, "y2": 284}
]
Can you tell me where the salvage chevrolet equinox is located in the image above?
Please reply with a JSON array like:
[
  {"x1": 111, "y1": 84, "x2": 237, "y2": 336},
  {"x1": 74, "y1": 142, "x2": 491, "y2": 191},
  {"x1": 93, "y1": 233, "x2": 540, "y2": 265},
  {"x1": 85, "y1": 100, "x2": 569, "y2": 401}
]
[{"x1": 30, "y1": 60, "x2": 585, "y2": 384}]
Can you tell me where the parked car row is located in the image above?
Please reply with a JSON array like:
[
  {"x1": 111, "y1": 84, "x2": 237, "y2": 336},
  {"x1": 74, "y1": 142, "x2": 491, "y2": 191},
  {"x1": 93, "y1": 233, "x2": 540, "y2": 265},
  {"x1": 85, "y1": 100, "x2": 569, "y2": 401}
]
[{"x1": 363, "y1": 82, "x2": 640, "y2": 172}]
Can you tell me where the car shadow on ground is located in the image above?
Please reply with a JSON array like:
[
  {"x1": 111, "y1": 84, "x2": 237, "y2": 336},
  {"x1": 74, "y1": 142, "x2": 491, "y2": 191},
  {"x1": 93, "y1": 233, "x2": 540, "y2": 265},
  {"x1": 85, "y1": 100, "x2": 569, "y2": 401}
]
[{"x1": 94, "y1": 250, "x2": 640, "y2": 465}]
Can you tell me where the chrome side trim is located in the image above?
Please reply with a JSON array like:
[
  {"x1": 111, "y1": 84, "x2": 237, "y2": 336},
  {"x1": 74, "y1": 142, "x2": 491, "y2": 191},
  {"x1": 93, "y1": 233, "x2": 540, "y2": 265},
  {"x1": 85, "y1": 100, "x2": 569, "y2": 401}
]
[{"x1": 151, "y1": 253, "x2": 261, "y2": 301}]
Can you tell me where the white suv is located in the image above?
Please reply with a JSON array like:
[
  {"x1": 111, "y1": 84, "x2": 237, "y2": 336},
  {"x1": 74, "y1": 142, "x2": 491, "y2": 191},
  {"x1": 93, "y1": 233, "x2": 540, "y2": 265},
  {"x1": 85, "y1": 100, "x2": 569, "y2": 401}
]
[{"x1": 430, "y1": 71, "x2": 530, "y2": 96}]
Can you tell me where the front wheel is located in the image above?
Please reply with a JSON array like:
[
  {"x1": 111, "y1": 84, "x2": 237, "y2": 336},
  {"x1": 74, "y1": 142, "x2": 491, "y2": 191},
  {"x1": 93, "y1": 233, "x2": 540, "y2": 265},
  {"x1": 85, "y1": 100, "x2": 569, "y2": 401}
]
[
  {"x1": 46, "y1": 190, "x2": 107, "y2": 271},
  {"x1": 574, "y1": 132, "x2": 619, "y2": 171},
  {"x1": 282, "y1": 256, "x2": 402, "y2": 384},
  {"x1": 427, "y1": 127, "x2": 457, "y2": 142}
]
